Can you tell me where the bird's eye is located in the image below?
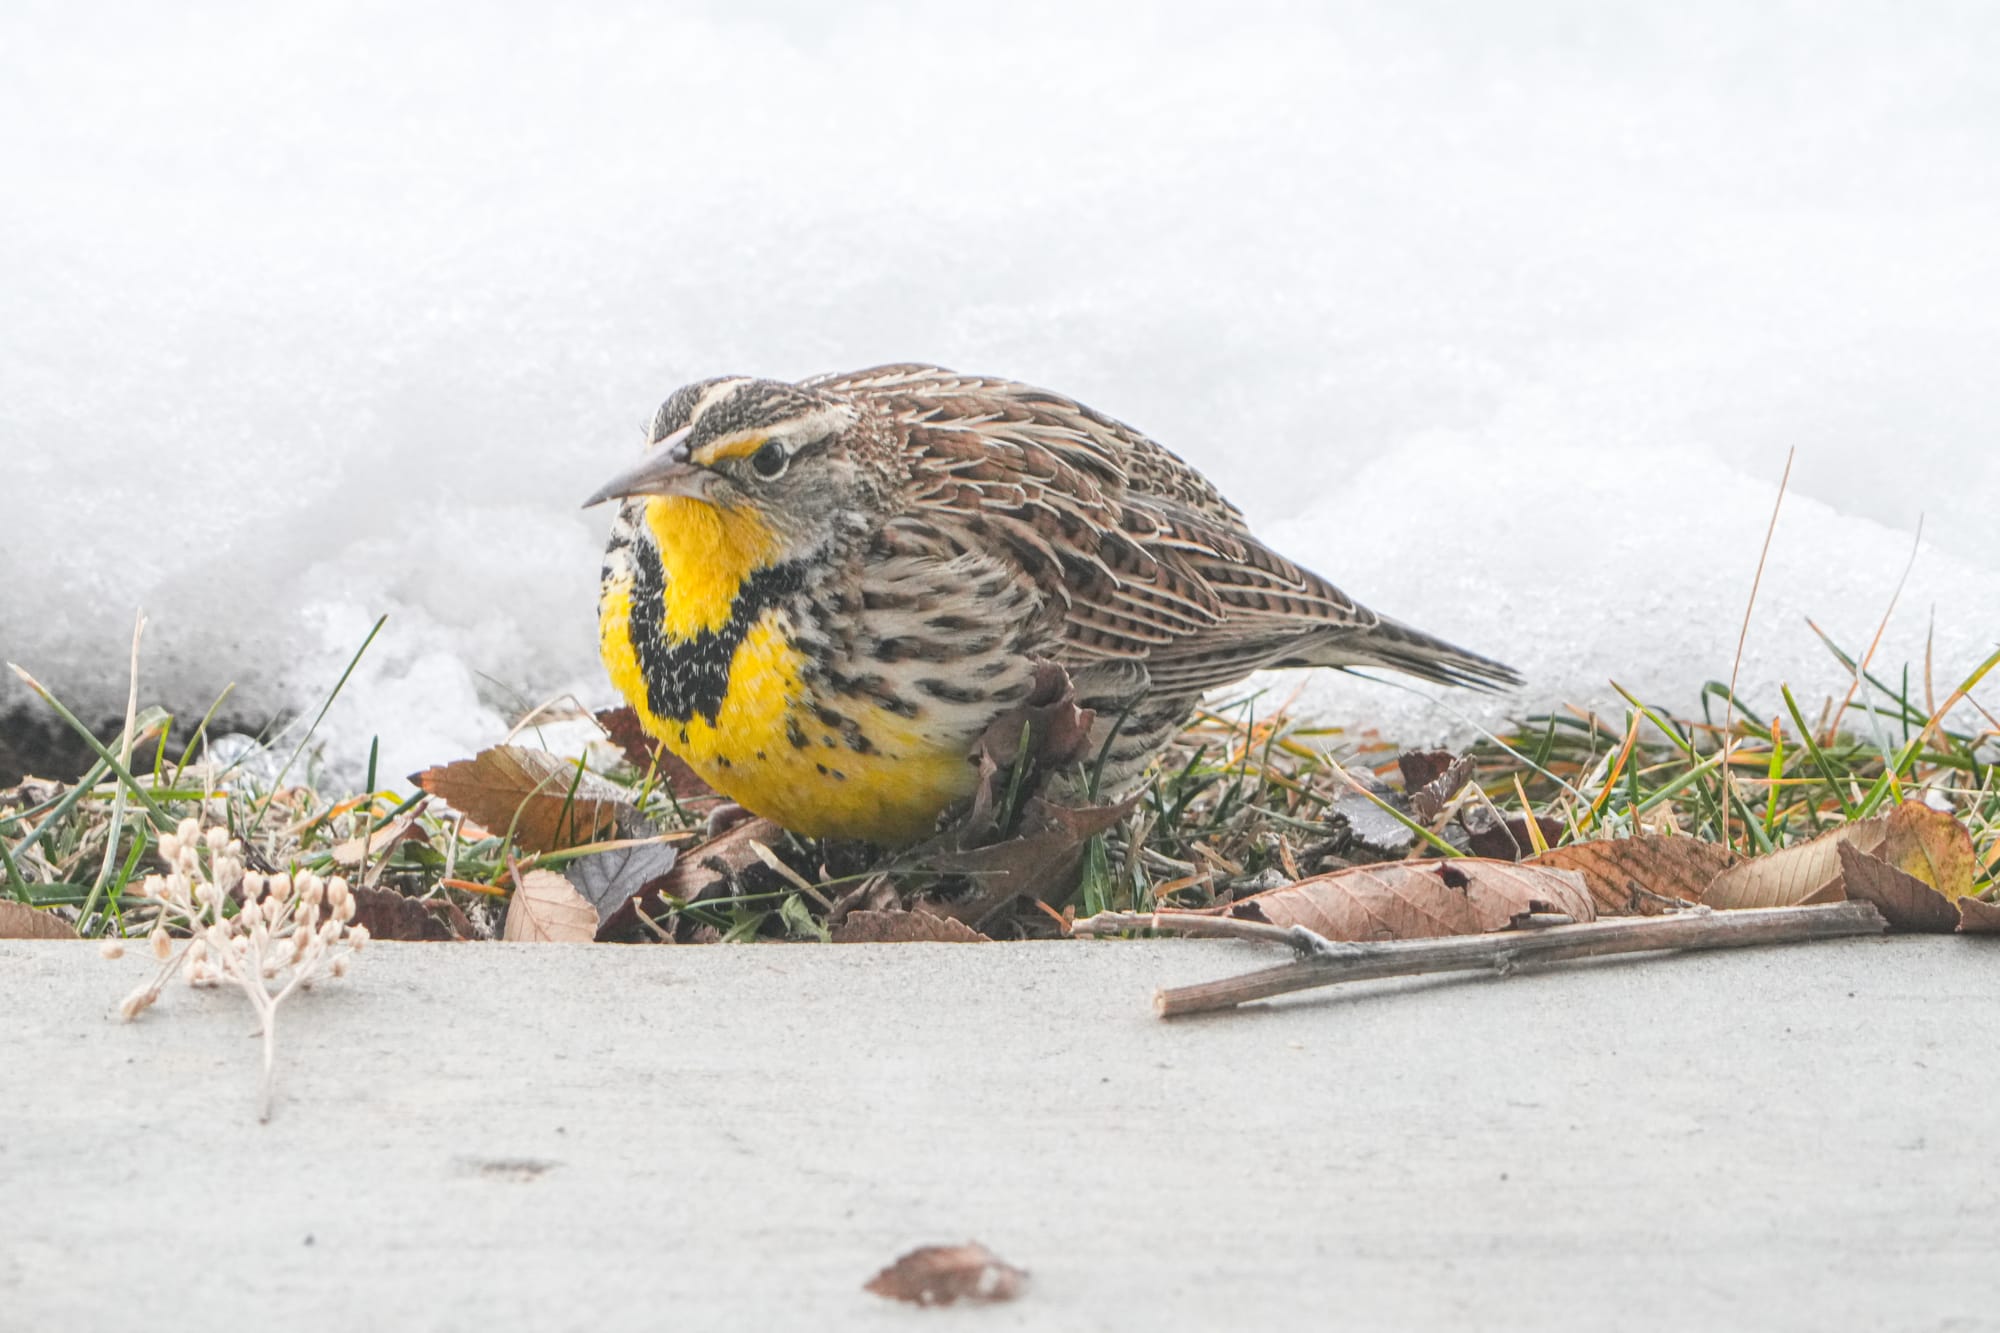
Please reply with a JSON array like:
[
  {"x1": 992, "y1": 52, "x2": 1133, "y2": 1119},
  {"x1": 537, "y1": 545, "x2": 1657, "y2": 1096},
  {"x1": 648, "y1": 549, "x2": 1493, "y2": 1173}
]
[{"x1": 750, "y1": 440, "x2": 789, "y2": 479}]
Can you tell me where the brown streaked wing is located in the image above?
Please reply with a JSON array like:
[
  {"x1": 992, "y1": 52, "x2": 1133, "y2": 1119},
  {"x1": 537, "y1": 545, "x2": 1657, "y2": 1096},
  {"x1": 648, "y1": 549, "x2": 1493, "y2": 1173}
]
[
  {"x1": 811, "y1": 363, "x2": 1250, "y2": 532},
  {"x1": 816, "y1": 364, "x2": 1389, "y2": 694}
]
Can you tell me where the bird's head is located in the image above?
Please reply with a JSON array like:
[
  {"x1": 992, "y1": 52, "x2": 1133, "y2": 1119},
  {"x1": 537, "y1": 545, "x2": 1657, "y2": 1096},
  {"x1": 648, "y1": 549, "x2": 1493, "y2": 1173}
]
[{"x1": 584, "y1": 377, "x2": 890, "y2": 562}]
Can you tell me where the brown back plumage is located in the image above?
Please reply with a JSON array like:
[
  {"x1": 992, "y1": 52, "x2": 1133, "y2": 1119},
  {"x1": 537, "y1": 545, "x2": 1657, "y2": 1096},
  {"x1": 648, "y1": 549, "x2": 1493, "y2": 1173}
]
[{"x1": 810, "y1": 363, "x2": 1518, "y2": 703}]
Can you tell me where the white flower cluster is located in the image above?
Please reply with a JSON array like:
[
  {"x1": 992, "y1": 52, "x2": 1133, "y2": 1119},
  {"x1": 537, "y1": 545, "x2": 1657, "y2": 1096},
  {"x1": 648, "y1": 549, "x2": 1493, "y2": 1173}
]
[{"x1": 112, "y1": 816, "x2": 368, "y2": 1118}]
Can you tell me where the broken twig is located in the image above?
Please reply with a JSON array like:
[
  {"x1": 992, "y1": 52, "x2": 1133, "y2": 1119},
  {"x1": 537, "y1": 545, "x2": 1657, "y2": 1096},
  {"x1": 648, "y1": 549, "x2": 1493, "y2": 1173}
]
[{"x1": 1072, "y1": 902, "x2": 1889, "y2": 1018}]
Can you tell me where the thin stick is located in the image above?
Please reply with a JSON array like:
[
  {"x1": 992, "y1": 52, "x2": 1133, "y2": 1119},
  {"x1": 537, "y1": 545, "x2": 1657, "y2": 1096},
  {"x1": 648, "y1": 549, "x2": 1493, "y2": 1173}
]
[
  {"x1": 1074, "y1": 902, "x2": 1888, "y2": 1017},
  {"x1": 1073, "y1": 911, "x2": 1299, "y2": 947}
]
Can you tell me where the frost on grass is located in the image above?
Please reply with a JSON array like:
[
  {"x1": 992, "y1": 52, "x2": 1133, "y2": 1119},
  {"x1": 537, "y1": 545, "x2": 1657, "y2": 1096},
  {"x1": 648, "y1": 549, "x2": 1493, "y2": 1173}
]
[{"x1": 117, "y1": 816, "x2": 369, "y2": 1122}]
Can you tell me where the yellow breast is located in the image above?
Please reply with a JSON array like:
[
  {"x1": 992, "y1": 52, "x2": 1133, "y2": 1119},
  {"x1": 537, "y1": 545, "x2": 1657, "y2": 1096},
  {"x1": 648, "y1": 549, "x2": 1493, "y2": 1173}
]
[{"x1": 598, "y1": 497, "x2": 976, "y2": 843}]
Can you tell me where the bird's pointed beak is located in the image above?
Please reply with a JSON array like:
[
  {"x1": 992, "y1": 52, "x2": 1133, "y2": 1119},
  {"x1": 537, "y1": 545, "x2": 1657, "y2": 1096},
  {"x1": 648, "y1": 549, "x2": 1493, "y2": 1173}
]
[{"x1": 581, "y1": 428, "x2": 709, "y2": 508}]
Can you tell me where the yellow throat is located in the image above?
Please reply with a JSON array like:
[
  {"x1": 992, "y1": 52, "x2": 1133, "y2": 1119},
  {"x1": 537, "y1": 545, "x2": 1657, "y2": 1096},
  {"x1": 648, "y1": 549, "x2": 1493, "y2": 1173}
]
[{"x1": 598, "y1": 497, "x2": 975, "y2": 843}]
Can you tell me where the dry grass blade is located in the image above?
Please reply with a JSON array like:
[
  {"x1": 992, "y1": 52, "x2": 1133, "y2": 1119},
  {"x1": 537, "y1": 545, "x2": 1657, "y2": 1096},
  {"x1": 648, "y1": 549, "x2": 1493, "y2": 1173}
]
[{"x1": 1721, "y1": 446, "x2": 1793, "y2": 851}]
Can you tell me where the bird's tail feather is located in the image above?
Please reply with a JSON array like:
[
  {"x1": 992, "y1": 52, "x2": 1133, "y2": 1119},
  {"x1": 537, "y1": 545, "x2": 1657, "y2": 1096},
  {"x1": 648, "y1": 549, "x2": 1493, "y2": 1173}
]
[{"x1": 1272, "y1": 617, "x2": 1523, "y2": 693}]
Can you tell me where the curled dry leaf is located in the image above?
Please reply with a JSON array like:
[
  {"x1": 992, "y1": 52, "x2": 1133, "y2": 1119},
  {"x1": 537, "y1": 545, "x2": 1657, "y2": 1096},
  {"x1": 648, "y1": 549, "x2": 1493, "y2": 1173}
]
[
  {"x1": 1836, "y1": 842, "x2": 1963, "y2": 933},
  {"x1": 0, "y1": 900, "x2": 80, "y2": 940},
  {"x1": 1229, "y1": 859, "x2": 1595, "y2": 942},
  {"x1": 1395, "y1": 749, "x2": 1460, "y2": 795},
  {"x1": 974, "y1": 661, "x2": 1096, "y2": 774},
  {"x1": 864, "y1": 1243, "x2": 1027, "y2": 1306},
  {"x1": 1956, "y1": 894, "x2": 2000, "y2": 934},
  {"x1": 593, "y1": 707, "x2": 725, "y2": 808},
  {"x1": 1459, "y1": 803, "x2": 1567, "y2": 861},
  {"x1": 1404, "y1": 753, "x2": 1473, "y2": 825},
  {"x1": 1529, "y1": 837, "x2": 1733, "y2": 916},
  {"x1": 913, "y1": 794, "x2": 1139, "y2": 926},
  {"x1": 415, "y1": 746, "x2": 638, "y2": 855},
  {"x1": 502, "y1": 869, "x2": 598, "y2": 942},
  {"x1": 1701, "y1": 817, "x2": 1888, "y2": 911},
  {"x1": 832, "y1": 909, "x2": 991, "y2": 943},
  {"x1": 1701, "y1": 804, "x2": 1978, "y2": 913}
]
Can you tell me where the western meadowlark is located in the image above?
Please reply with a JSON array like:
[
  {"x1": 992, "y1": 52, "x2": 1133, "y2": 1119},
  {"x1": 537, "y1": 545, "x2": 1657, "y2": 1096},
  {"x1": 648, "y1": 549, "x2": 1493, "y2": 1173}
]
[{"x1": 586, "y1": 364, "x2": 1518, "y2": 844}]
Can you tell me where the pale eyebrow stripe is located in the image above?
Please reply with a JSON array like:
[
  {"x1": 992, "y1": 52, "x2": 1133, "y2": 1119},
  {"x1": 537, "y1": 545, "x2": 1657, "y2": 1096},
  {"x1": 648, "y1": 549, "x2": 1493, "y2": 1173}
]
[{"x1": 690, "y1": 433, "x2": 769, "y2": 466}]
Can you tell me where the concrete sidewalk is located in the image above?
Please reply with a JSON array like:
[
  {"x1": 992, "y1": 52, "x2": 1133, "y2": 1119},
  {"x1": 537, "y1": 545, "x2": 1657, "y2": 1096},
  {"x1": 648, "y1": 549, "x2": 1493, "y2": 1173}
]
[{"x1": 3, "y1": 936, "x2": 1995, "y2": 1331}]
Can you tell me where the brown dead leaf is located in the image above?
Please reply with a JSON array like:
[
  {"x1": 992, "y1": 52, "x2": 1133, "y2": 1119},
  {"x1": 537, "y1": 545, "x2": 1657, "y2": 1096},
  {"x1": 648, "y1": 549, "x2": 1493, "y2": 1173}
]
[
  {"x1": 1396, "y1": 749, "x2": 1459, "y2": 794},
  {"x1": 949, "y1": 664, "x2": 1098, "y2": 850},
  {"x1": 594, "y1": 704, "x2": 665, "y2": 768},
  {"x1": 833, "y1": 909, "x2": 991, "y2": 943},
  {"x1": 1230, "y1": 859, "x2": 1595, "y2": 941},
  {"x1": 502, "y1": 869, "x2": 598, "y2": 942},
  {"x1": 1529, "y1": 837, "x2": 1733, "y2": 916},
  {"x1": 1404, "y1": 753, "x2": 1473, "y2": 824},
  {"x1": 974, "y1": 662, "x2": 1096, "y2": 773},
  {"x1": 414, "y1": 746, "x2": 637, "y2": 854},
  {"x1": 348, "y1": 887, "x2": 471, "y2": 941},
  {"x1": 1837, "y1": 842, "x2": 1962, "y2": 933},
  {"x1": 864, "y1": 1243, "x2": 1027, "y2": 1306},
  {"x1": 914, "y1": 794, "x2": 1139, "y2": 926},
  {"x1": 592, "y1": 707, "x2": 723, "y2": 806},
  {"x1": 0, "y1": 900, "x2": 80, "y2": 940},
  {"x1": 1878, "y1": 802, "x2": 1977, "y2": 901},
  {"x1": 1956, "y1": 893, "x2": 2000, "y2": 934},
  {"x1": 1701, "y1": 817, "x2": 1888, "y2": 911},
  {"x1": 1459, "y1": 803, "x2": 1568, "y2": 861}
]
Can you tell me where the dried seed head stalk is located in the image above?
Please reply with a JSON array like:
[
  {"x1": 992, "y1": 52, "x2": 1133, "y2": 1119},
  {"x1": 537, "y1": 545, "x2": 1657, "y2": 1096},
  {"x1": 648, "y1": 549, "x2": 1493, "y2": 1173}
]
[{"x1": 116, "y1": 816, "x2": 368, "y2": 1120}]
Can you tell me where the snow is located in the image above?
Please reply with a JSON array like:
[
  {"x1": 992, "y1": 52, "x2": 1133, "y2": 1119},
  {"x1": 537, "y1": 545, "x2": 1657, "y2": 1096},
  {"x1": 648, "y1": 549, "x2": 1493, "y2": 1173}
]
[{"x1": 3, "y1": 1, "x2": 1997, "y2": 780}]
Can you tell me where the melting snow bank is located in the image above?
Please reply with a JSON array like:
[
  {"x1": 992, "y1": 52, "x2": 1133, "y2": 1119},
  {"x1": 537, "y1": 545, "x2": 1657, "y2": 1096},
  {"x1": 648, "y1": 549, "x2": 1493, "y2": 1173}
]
[
  {"x1": 1262, "y1": 443, "x2": 2000, "y2": 750},
  {"x1": 4, "y1": 441, "x2": 1994, "y2": 788}
]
